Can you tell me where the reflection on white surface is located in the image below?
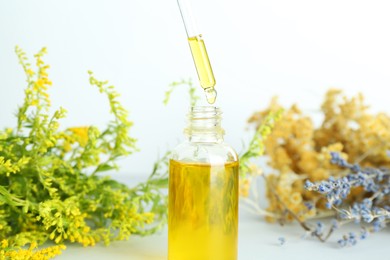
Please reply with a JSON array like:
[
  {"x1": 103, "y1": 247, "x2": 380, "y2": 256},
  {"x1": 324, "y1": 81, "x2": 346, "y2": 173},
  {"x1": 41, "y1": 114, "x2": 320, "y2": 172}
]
[{"x1": 57, "y1": 203, "x2": 388, "y2": 260}]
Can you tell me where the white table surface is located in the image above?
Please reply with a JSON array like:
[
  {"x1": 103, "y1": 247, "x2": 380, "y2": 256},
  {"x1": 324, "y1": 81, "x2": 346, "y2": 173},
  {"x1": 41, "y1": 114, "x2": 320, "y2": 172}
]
[{"x1": 56, "y1": 175, "x2": 388, "y2": 260}]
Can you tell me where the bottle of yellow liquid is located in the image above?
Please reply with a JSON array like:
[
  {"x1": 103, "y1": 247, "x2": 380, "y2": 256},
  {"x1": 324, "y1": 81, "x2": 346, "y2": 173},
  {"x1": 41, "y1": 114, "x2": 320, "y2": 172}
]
[{"x1": 168, "y1": 106, "x2": 239, "y2": 260}]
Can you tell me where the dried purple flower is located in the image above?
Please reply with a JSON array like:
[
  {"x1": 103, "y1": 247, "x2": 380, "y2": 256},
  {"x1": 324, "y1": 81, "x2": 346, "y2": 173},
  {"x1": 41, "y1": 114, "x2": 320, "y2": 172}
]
[
  {"x1": 278, "y1": 237, "x2": 286, "y2": 246},
  {"x1": 306, "y1": 152, "x2": 389, "y2": 246}
]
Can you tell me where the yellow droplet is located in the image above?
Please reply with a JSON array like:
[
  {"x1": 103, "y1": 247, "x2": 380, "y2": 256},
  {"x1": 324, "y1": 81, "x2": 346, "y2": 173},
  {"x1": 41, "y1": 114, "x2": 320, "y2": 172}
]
[{"x1": 204, "y1": 88, "x2": 217, "y2": 104}]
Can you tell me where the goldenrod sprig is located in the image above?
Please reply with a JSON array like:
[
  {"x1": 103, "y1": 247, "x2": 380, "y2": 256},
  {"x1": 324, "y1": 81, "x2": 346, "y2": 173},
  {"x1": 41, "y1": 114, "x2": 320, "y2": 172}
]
[
  {"x1": 239, "y1": 109, "x2": 283, "y2": 177},
  {"x1": 164, "y1": 78, "x2": 200, "y2": 107},
  {"x1": 0, "y1": 47, "x2": 168, "y2": 258}
]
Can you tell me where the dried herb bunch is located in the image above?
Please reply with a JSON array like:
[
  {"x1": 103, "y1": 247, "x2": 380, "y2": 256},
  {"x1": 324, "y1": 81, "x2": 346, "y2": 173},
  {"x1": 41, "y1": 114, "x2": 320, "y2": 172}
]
[
  {"x1": 0, "y1": 47, "x2": 167, "y2": 258},
  {"x1": 244, "y1": 90, "x2": 389, "y2": 244}
]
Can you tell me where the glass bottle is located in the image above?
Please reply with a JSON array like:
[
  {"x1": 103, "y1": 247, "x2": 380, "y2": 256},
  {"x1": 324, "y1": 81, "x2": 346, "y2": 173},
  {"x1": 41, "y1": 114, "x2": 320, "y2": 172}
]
[{"x1": 168, "y1": 106, "x2": 239, "y2": 260}]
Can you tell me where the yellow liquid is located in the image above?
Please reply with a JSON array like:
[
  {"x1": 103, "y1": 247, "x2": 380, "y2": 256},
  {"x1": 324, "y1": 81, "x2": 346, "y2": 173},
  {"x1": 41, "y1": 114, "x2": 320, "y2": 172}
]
[
  {"x1": 188, "y1": 35, "x2": 217, "y2": 104},
  {"x1": 168, "y1": 159, "x2": 239, "y2": 260}
]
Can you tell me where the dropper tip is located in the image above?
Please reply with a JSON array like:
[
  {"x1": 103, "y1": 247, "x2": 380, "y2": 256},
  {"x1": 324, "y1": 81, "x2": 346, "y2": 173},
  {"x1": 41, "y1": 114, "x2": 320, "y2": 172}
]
[{"x1": 204, "y1": 88, "x2": 217, "y2": 104}]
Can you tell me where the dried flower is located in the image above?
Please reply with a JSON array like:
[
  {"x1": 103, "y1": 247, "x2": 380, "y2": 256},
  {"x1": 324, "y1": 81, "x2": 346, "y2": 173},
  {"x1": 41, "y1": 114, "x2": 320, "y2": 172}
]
[
  {"x1": 245, "y1": 90, "x2": 390, "y2": 222},
  {"x1": 306, "y1": 152, "x2": 389, "y2": 245},
  {"x1": 242, "y1": 89, "x2": 390, "y2": 246},
  {"x1": 278, "y1": 237, "x2": 286, "y2": 246}
]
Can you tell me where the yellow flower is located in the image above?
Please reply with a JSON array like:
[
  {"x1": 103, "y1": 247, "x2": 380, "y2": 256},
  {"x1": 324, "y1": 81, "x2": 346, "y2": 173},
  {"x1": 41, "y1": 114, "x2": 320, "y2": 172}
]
[
  {"x1": 26, "y1": 69, "x2": 35, "y2": 76},
  {"x1": 36, "y1": 78, "x2": 45, "y2": 87},
  {"x1": 239, "y1": 178, "x2": 251, "y2": 197},
  {"x1": 0, "y1": 239, "x2": 8, "y2": 248},
  {"x1": 29, "y1": 241, "x2": 38, "y2": 250},
  {"x1": 68, "y1": 127, "x2": 90, "y2": 147},
  {"x1": 290, "y1": 192, "x2": 302, "y2": 205}
]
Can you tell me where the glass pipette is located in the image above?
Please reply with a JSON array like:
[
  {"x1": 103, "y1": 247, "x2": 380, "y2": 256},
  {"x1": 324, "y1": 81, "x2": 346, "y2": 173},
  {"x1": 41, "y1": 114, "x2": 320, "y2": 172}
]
[{"x1": 177, "y1": 0, "x2": 217, "y2": 104}]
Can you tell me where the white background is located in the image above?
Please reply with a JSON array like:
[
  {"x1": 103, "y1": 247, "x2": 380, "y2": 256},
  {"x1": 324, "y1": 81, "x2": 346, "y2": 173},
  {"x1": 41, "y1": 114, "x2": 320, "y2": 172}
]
[{"x1": 1, "y1": 0, "x2": 390, "y2": 175}]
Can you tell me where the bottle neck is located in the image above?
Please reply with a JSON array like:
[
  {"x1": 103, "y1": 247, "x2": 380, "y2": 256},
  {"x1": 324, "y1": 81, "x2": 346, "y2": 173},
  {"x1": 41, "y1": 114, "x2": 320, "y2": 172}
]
[
  {"x1": 184, "y1": 106, "x2": 224, "y2": 143},
  {"x1": 188, "y1": 133, "x2": 224, "y2": 143}
]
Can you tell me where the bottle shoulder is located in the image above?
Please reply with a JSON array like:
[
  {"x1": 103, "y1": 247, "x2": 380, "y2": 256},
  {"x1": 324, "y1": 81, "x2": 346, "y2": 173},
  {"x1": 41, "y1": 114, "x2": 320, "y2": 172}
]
[{"x1": 170, "y1": 141, "x2": 238, "y2": 164}]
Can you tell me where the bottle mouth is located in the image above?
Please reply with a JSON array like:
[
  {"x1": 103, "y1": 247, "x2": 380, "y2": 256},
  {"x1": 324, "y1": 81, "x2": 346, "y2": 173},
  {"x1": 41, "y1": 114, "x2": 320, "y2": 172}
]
[
  {"x1": 188, "y1": 106, "x2": 222, "y2": 120},
  {"x1": 184, "y1": 106, "x2": 224, "y2": 137}
]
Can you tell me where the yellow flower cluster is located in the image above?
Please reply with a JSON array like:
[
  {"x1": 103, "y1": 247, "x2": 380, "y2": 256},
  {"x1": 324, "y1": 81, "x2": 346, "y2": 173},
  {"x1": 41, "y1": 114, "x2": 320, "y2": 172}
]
[
  {"x1": 239, "y1": 164, "x2": 263, "y2": 198},
  {"x1": 38, "y1": 199, "x2": 95, "y2": 247},
  {"x1": 0, "y1": 240, "x2": 65, "y2": 260},
  {"x1": 0, "y1": 47, "x2": 167, "y2": 257},
  {"x1": 239, "y1": 110, "x2": 283, "y2": 199},
  {"x1": 315, "y1": 90, "x2": 390, "y2": 167},
  {"x1": 60, "y1": 127, "x2": 91, "y2": 152},
  {"x1": 248, "y1": 90, "x2": 390, "y2": 222}
]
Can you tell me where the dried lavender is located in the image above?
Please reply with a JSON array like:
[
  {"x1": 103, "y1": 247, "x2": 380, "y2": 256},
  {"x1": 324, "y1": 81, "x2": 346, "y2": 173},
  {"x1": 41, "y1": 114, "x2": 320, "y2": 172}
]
[
  {"x1": 305, "y1": 152, "x2": 390, "y2": 246},
  {"x1": 278, "y1": 237, "x2": 286, "y2": 246}
]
